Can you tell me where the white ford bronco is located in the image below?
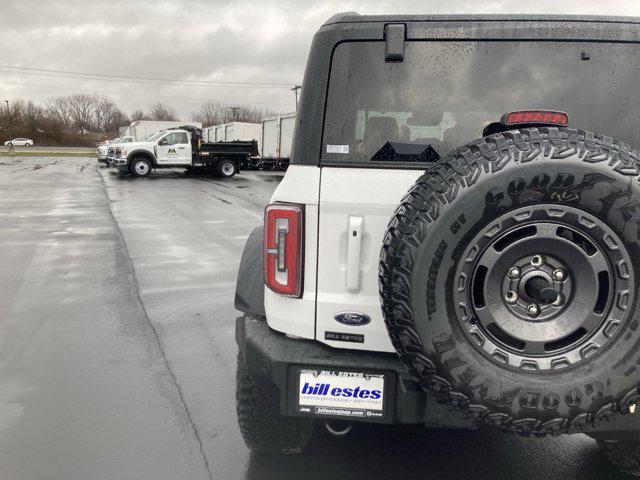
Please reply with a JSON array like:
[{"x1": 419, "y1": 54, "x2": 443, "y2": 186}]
[{"x1": 234, "y1": 13, "x2": 640, "y2": 475}]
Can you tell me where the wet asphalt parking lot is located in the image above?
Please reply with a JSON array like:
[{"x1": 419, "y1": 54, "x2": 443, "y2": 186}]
[{"x1": 0, "y1": 156, "x2": 632, "y2": 479}]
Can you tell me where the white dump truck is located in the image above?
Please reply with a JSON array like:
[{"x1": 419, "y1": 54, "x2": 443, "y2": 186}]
[{"x1": 113, "y1": 126, "x2": 258, "y2": 178}]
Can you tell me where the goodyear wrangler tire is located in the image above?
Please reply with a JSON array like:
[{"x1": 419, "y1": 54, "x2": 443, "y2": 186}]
[
  {"x1": 380, "y1": 127, "x2": 640, "y2": 435},
  {"x1": 236, "y1": 354, "x2": 313, "y2": 453}
]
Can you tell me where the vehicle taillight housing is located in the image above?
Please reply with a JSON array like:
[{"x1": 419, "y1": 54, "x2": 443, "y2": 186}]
[
  {"x1": 264, "y1": 203, "x2": 304, "y2": 297},
  {"x1": 502, "y1": 110, "x2": 569, "y2": 127}
]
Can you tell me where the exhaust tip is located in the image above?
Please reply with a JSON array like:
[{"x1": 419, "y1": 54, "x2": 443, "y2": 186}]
[{"x1": 324, "y1": 419, "x2": 353, "y2": 436}]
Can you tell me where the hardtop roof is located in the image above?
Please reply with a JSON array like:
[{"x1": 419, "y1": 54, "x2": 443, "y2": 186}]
[
  {"x1": 291, "y1": 13, "x2": 640, "y2": 167},
  {"x1": 323, "y1": 13, "x2": 640, "y2": 26}
]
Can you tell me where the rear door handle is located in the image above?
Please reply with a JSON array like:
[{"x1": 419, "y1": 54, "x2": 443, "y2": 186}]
[{"x1": 347, "y1": 216, "x2": 363, "y2": 292}]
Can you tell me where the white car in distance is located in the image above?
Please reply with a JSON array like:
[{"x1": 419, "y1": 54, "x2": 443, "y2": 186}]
[{"x1": 4, "y1": 138, "x2": 34, "y2": 146}]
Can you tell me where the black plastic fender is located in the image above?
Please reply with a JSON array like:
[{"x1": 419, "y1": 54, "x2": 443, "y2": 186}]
[
  {"x1": 235, "y1": 226, "x2": 265, "y2": 316},
  {"x1": 126, "y1": 149, "x2": 157, "y2": 167}
]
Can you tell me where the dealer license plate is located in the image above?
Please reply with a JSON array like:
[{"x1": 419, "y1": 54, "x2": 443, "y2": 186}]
[{"x1": 297, "y1": 369, "x2": 385, "y2": 419}]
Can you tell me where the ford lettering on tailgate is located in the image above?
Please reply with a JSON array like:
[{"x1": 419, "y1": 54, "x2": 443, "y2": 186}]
[{"x1": 334, "y1": 311, "x2": 371, "y2": 326}]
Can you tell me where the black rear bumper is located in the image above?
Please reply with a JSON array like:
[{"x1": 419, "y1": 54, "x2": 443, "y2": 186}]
[
  {"x1": 236, "y1": 316, "x2": 640, "y2": 438},
  {"x1": 235, "y1": 315, "x2": 474, "y2": 428}
]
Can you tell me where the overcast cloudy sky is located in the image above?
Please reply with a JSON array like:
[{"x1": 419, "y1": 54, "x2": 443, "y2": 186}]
[{"x1": 1, "y1": 0, "x2": 640, "y2": 119}]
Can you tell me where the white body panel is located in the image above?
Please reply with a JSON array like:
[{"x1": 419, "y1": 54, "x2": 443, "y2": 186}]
[
  {"x1": 224, "y1": 122, "x2": 262, "y2": 155},
  {"x1": 263, "y1": 164, "x2": 422, "y2": 352},
  {"x1": 261, "y1": 118, "x2": 279, "y2": 158},
  {"x1": 261, "y1": 114, "x2": 296, "y2": 160},
  {"x1": 155, "y1": 135, "x2": 191, "y2": 165},
  {"x1": 264, "y1": 165, "x2": 320, "y2": 339},
  {"x1": 316, "y1": 167, "x2": 424, "y2": 352},
  {"x1": 202, "y1": 127, "x2": 213, "y2": 142},
  {"x1": 215, "y1": 126, "x2": 225, "y2": 142}
]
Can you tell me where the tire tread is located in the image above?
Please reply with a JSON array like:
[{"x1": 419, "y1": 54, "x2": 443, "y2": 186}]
[{"x1": 379, "y1": 127, "x2": 640, "y2": 436}]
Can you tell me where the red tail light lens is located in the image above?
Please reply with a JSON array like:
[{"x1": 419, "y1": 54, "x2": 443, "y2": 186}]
[
  {"x1": 264, "y1": 203, "x2": 303, "y2": 297},
  {"x1": 502, "y1": 110, "x2": 568, "y2": 127}
]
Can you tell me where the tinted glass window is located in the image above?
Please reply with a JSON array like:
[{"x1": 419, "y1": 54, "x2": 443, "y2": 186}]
[
  {"x1": 322, "y1": 41, "x2": 640, "y2": 166},
  {"x1": 147, "y1": 132, "x2": 163, "y2": 141},
  {"x1": 163, "y1": 132, "x2": 188, "y2": 145}
]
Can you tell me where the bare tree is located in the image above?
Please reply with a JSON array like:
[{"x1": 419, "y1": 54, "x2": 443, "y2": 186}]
[
  {"x1": 45, "y1": 93, "x2": 127, "y2": 133},
  {"x1": 94, "y1": 101, "x2": 128, "y2": 132},
  {"x1": 105, "y1": 109, "x2": 129, "y2": 133},
  {"x1": 193, "y1": 100, "x2": 278, "y2": 126},
  {"x1": 46, "y1": 96, "x2": 74, "y2": 129},
  {"x1": 22, "y1": 100, "x2": 45, "y2": 131},
  {"x1": 1, "y1": 99, "x2": 26, "y2": 135},
  {"x1": 231, "y1": 105, "x2": 278, "y2": 123},
  {"x1": 149, "y1": 102, "x2": 177, "y2": 121},
  {"x1": 67, "y1": 93, "x2": 100, "y2": 132},
  {"x1": 4, "y1": 94, "x2": 277, "y2": 145},
  {"x1": 130, "y1": 110, "x2": 150, "y2": 122},
  {"x1": 192, "y1": 100, "x2": 231, "y2": 127}
]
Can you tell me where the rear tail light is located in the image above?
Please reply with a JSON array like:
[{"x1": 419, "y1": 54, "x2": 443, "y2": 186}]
[
  {"x1": 264, "y1": 203, "x2": 304, "y2": 297},
  {"x1": 502, "y1": 110, "x2": 568, "y2": 127}
]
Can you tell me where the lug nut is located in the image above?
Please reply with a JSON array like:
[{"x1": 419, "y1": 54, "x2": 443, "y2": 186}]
[
  {"x1": 530, "y1": 255, "x2": 545, "y2": 268},
  {"x1": 505, "y1": 290, "x2": 518, "y2": 304},
  {"x1": 551, "y1": 293, "x2": 565, "y2": 307},
  {"x1": 508, "y1": 267, "x2": 521, "y2": 279},
  {"x1": 526, "y1": 304, "x2": 540, "y2": 317},
  {"x1": 552, "y1": 269, "x2": 565, "y2": 282}
]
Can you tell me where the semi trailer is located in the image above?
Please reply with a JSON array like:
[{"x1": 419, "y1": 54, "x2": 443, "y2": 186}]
[
  {"x1": 202, "y1": 118, "x2": 297, "y2": 170},
  {"x1": 224, "y1": 122, "x2": 262, "y2": 155},
  {"x1": 261, "y1": 113, "x2": 295, "y2": 170}
]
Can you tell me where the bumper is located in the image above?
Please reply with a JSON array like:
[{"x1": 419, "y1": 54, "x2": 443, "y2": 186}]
[
  {"x1": 236, "y1": 315, "x2": 474, "y2": 427},
  {"x1": 114, "y1": 158, "x2": 128, "y2": 170}
]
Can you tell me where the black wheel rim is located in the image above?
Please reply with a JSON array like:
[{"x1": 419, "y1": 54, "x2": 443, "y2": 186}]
[{"x1": 453, "y1": 205, "x2": 634, "y2": 372}]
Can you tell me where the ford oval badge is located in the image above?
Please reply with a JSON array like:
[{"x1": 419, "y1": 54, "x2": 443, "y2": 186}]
[{"x1": 334, "y1": 312, "x2": 371, "y2": 327}]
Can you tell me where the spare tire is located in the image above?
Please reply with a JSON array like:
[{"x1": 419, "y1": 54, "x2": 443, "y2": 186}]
[{"x1": 380, "y1": 127, "x2": 640, "y2": 435}]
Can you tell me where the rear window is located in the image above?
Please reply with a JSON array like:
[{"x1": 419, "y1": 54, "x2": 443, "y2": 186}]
[{"x1": 322, "y1": 41, "x2": 640, "y2": 166}]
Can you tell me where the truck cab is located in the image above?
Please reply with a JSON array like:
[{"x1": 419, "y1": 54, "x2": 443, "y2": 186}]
[
  {"x1": 114, "y1": 129, "x2": 200, "y2": 175},
  {"x1": 234, "y1": 13, "x2": 640, "y2": 476}
]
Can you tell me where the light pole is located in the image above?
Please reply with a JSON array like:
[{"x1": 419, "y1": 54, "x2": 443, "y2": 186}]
[
  {"x1": 291, "y1": 85, "x2": 302, "y2": 112},
  {"x1": 4, "y1": 100, "x2": 10, "y2": 148}
]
